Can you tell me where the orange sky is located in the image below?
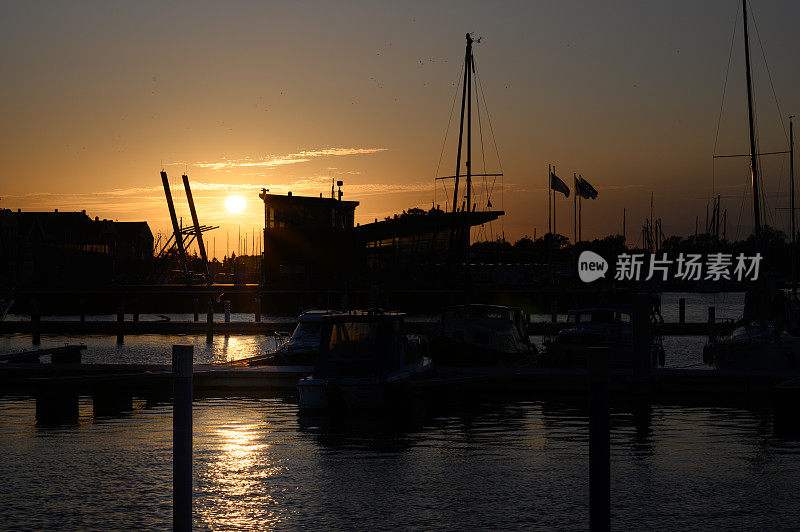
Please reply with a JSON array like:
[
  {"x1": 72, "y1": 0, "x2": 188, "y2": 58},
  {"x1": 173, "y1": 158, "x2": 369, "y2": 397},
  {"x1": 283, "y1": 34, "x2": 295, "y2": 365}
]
[{"x1": 2, "y1": 1, "x2": 799, "y2": 258}]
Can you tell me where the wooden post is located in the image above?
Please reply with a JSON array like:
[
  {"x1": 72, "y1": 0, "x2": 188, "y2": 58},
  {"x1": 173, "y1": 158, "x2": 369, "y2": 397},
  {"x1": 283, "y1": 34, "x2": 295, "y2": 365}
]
[
  {"x1": 589, "y1": 346, "x2": 610, "y2": 531},
  {"x1": 254, "y1": 297, "x2": 261, "y2": 323},
  {"x1": 31, "y1": 299, "x2": 40, "y2": 346},
  {"x1": 206, "y1": 299, "x2": 214, "y2": 344},
  {"x1": 79, "y1": 298, "x2": 86, "y2": 323},
  {"x1": 633, "y1": 292, "x2": 651, "y2": 380},
  {"x1": 172, "y1": 345, "x2": 193, "y2": 532},
  {"x1": 193, "y1": 298, "x2": 199, "y2": 322},
  {"x1": 224, "y1": 300, "x2": 231, "y2": 324},
  {"x1": 678, "y1": 298, "x2": 686, "y2": 324},
  {"x1": 133, "y1": 298, "x2": 140, "y2": 324},
  {"x1": 116, "y1": 306, "x2": 124, "y2": 345},
  {"x1": 708, "y1": 306, "x2": 716, "y2": 342}
]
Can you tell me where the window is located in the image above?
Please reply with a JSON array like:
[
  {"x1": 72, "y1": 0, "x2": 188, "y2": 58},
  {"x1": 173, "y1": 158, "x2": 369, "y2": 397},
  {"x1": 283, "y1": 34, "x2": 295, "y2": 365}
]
[{"x1": 329, "y1": 322, "x2": 378, "y2": 360}]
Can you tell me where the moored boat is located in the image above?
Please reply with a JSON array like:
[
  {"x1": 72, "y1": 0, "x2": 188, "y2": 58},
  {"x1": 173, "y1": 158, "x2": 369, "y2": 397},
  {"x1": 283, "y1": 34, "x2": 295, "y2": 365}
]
[
  {"x1": 297, "y1": 310, "x2": 431, "y2": 410},
  {"x1": 430, "y1": 304, "x2": 536, "y2": 367},
  {"x1": 543, "y1": 305, "x2": 664, "y2": 368}
]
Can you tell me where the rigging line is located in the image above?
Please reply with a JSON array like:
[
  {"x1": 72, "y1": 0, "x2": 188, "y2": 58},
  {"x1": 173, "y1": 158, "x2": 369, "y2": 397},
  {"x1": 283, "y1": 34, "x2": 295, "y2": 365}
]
[
  {"x1": 713, "y1": 0, "x2": 741, "y2": 196},
  {"x1": 474, "y1": 65, "x2": 504, "y2": 236},
  {"x1": 433, "y1": 57, "x2": 466, "y2": 186},
  {"x1": 474, "y1": 66, "x2": 490, "y2": 208},
  {"x1": 749, "y1": 2, "x2": 788, "y2": 142},
  {"x1": 474, "y1": 67, "x2": 503, "y2": 174},
  {"x1": 472, "y1": 61, "x2": 490, "y2": 209}
]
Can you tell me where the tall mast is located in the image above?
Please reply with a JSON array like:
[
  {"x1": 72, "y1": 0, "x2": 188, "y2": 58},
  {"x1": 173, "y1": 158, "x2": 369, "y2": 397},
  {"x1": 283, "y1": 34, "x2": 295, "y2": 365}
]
[
  {"x1": 791, "y1": 116, "x2": 796, "y2": 299},
  {"x1": 465, "y1": 33, "x2": 473, "y2": 287},
  {"x1": 743, "y1": 0, "x2": 762, "y2": 244},
  {"x1": 451, "y1": 34, "x2": 472, "y2": 213}
]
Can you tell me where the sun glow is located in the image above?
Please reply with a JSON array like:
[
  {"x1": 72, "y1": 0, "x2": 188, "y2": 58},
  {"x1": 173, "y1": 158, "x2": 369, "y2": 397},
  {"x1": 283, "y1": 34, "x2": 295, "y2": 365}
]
[{"x1": 225, "y1": 195, "x2": 246, "y2": 214}]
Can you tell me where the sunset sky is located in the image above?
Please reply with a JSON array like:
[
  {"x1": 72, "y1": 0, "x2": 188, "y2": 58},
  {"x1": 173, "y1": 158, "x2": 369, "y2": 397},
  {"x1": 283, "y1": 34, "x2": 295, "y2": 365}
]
[{"x1": 2, "y1": 1, "x2": 800, "y2": 258}]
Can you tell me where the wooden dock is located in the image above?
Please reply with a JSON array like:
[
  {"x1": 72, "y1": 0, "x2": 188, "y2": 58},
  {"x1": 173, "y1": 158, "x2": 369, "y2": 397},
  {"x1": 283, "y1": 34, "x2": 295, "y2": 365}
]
[{"x1": 0, "y1": 319, "x2": 731, "y2": 337}]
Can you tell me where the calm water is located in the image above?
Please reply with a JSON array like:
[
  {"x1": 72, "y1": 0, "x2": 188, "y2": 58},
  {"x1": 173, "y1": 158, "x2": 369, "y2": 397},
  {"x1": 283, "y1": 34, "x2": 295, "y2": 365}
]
[
  {"x1": 4, "y1": 292, "x2": 795, "y2": 530},
  {"x1": 0, "y1": 394, "x2": 798, "y2": 530}
]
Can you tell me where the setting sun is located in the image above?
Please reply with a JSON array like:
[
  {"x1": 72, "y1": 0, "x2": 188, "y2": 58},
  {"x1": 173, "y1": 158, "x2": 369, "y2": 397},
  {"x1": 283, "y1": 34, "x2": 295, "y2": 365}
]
[{"x1": 225, "y1": 195, "x2": 246, "y2": 214}]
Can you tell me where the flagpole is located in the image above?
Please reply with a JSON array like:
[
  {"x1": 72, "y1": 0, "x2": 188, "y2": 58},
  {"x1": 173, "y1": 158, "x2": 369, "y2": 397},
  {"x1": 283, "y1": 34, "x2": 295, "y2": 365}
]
[
  {"x1": 548, "y1": 164, "x2": 552, "y2": 235},
  {"x1": 553, "y1": 166, "x2": 557, "y2": 237},
  {"x1": 579, "y1": 174, "x2": 583, "y2": 242},
  {"x1": 573, "y1": 172, "x2": 577, "y2": 244}
]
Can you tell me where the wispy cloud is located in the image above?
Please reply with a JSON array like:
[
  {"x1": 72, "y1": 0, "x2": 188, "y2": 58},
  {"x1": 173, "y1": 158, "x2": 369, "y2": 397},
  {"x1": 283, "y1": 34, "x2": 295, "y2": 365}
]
[{"x1": 191, "y1": 147, "x2": 387, "y2": 170}]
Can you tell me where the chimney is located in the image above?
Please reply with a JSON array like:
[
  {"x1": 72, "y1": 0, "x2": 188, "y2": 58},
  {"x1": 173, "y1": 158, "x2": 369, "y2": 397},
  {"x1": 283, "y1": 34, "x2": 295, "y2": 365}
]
[
  {"x1": 288, "y1": 191, "x2": 292, "y2": 197},
  {"x1": 95, "y1": 216, "x2": 99, "y2": 222},
  {"x1": 81, "y1": 209, "x2": 86, "y2": 214},
  {"x1": 54, "y1": 209, "x2": 58, "y2": 213}
]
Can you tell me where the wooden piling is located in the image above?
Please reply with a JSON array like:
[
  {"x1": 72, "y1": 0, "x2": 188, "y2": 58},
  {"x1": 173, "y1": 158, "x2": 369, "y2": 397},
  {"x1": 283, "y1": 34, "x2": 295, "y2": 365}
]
[
  {"x1": 172, "y1": 345, "x2": 193, "y2": 532},
  {"x1": 133, "y1": 298, "x2": 140, "y2": 323},
  {"x1": 589, "y1": 346, "x2": 610, "y2": 531},
  {"x1": 206, "y1": 299, "x2": 214, "y2": 344},
  {"x1": 224, "y1": 300, "x2": 231, "y2": 324},
  {"x1": 116, "y1": 307, "x2": 124, "y2": 345},
  {"x1": 678, "y1": 298, "x2": 686, "y2": 324},
  {"x1": 254, "y1": 297, "x2": 261, "y2": 323},
  {"x1": 708, "y1": 306, "x2": 716, "y2": 342},
  {"x1": 79, "y1": 298, "x2": 86, "y2": 323},
  {"x1": 31, "y1": 299, "x2": 40, "y2": 346},
  {"x1": 193, "y1": 298, "x2": 199, "y2": 322},
  {"x1": 633, "y1": 292, "x2": 651, "y2": 380}
]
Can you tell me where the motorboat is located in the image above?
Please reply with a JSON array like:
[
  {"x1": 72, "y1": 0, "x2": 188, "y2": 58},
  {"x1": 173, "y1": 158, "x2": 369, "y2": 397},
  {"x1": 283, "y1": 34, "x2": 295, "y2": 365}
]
[
  {"x1": 543, "y1": 305, "x2": 664, "y2": 368},
  {"x1": 297, "y1": 310, "x2": 431, "y2": 410},
  {"x1": 430, "y1": 304, "x2": 536, "y2": 367}
]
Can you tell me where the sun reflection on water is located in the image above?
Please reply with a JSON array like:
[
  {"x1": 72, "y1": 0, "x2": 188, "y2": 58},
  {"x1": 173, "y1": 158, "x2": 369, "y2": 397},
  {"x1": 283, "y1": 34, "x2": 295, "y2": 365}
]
[{"x1": 195, "y1": 419, "x2": 293, "y2": 529}]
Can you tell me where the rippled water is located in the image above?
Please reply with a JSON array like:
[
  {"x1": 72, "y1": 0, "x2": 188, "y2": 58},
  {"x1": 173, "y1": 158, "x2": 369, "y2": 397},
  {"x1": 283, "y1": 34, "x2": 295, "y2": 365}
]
[
  {"x1": 4, "y1": 292, "x2": 796, "y2": 530},
  {"x1": 0, "y1": 394, "x2": 798, "y2": 530}
]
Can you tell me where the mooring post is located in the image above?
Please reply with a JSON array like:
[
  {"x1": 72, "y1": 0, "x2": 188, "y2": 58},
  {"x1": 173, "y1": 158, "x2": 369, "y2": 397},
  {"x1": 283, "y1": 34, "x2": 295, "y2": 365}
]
[
  {"x1": 678, "y1": 298, "x2": 686, "y2": 324},
  {"x1": 31, "y1": 299, "x2": 41, "y2": 346},
  {"x1": 708, "y1": 306, "x2": 716, "y2": 342},
  {"x1": 206, "y1": 299, "x2": 214, "y2": 344},
  {"x1": 224, "y1": 300, "x2": 231, "y2": 324},
  {"x1": 633, "y1": 292, "x2": 650, "y2": 380},
  {"x1": 116, "y1": 305, "x2": 124, "y2": 345},
  {"x1": 589, "y1": 346, "x2": 610, "y2": 531},
  {"x1": 133, "y1": 297, "x2": 140, "y2": 323},
  {"x1": 79, "y1": 298, "x2": 86, "y2": 323},
  {"x1": 193, "y1": 298, "x2": 199, "y2": 322},
  {"x1": 172, "y1": 344, "x2": 193, "y2": 532},
  {"x1": 254, "y1": 297, "x2": 261, "y2": 323}
]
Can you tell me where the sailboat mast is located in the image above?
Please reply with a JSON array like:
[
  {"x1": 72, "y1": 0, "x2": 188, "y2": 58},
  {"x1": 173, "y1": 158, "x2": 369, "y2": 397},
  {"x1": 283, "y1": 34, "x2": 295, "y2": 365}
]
[
  {"x1": 451, "y1": 35, "x2": 471, "y2": 214},
  {"x1": 791, "y1": 116, "x2": 796, "y2": 299},
  {"x1": 465, "y1": 33, "x2": 473, "y2": 285},
  {"x1": 743, "y1": 0, "x2": 762, "y2": 244}
]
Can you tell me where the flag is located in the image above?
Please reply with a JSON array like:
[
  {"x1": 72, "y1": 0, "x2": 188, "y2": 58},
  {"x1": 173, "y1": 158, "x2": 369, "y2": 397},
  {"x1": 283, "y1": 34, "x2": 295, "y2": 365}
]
[
  {"x1": 576, "y1": 176, "x2": 598, "y2": 199},
  {"x1": 550, "y1": 172, "x2": 570, "y2": 197}
]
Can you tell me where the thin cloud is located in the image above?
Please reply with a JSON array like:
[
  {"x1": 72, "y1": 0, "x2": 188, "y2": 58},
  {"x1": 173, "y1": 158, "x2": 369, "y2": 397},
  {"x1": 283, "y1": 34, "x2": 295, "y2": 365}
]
[{"x1": 192, "y1": 147, "x2": 388, "y2": 170}]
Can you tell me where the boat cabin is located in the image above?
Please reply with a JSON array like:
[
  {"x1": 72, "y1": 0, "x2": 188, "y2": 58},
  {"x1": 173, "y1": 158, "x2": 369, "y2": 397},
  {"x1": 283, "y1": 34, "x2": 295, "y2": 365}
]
[{"x1": 312, "y1": 311, "x2": 413, "y2": 378}]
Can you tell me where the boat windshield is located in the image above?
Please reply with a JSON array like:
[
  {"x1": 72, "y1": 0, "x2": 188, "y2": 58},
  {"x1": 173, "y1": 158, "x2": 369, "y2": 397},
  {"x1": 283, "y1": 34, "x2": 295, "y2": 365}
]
[
  {"x1": 290, "y1": 322, "x2": 322, "y2": 343},
  {"x1": 328, "y1": 321, "x2": 378, "y2": 360},
  {"x1": 569, "y1": 311, "x2": 631, "y2": 325}
]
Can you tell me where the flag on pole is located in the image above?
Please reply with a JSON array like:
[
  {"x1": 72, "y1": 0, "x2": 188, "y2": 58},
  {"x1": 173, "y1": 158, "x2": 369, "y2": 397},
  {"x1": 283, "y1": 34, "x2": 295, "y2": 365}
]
[
  {"x1": 575, "y1": 176, "x2": 598, "y2": 199},
  {"x1": 550, "y1": 172, "x2": 570, "y2": 197}
]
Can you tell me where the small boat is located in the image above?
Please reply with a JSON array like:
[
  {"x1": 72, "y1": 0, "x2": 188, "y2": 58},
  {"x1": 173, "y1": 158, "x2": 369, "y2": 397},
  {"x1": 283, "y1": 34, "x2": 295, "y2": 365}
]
[
  {"x1": 543, "y1": 305, "x2": 665, "y2": 368},
  {"x1": 430, "y1": 304, "x2": 536, "y2": 367},
  {"x1": 297, "y1": 310, "x2": 431, "y2": 410}
]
